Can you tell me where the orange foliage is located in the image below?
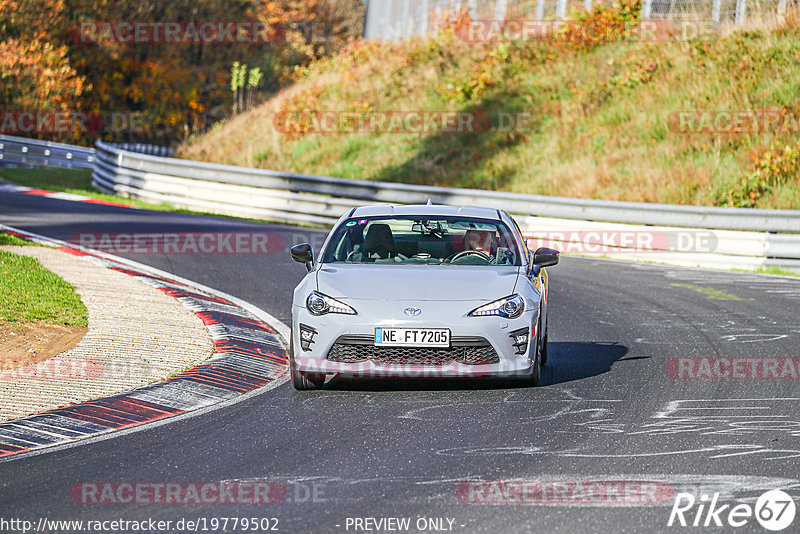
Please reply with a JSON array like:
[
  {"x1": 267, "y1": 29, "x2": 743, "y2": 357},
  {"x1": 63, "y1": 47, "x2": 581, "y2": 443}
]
[{"x1": 0, "y1": 0, "x2": 364, "y2": 144}]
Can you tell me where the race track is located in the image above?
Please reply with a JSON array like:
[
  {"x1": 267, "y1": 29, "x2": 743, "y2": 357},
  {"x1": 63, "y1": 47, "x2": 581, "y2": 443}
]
[{"x1": 1, "y1": 191, "x2": 799, "y2": 533}]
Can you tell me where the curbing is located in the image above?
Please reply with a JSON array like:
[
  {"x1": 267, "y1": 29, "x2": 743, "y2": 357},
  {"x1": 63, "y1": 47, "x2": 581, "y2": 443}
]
[
  {"x1": 0, "y1": 181, "x2": 135, "y2": 208},
  {"x1": 0, "y1": 225, "x2": 289, "y2": 459}
]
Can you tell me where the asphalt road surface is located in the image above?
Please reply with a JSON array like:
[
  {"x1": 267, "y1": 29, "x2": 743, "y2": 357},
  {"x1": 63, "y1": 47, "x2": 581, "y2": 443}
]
[{"x1": 1, "y1": 191, "x2": 799, "y2": 533}]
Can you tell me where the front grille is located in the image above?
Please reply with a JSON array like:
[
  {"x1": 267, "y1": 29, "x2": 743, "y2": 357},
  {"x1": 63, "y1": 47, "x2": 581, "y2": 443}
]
[{"x1": 327, "y1": 335, "x2": 500, "y2": 366}]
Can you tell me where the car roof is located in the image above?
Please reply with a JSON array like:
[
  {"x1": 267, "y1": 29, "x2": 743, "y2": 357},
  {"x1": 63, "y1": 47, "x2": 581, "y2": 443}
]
[{"x1": 349, "y1": 204, "x2": 503, "y2": 220}]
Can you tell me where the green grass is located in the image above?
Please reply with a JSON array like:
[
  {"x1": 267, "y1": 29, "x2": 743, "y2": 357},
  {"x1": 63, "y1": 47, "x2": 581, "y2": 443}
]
[
  {"x1": 0, "y1": 250, "x2": 88, "y2": 326},
  {"x1": 740, "y1": 266, "x2": 800, "y2": 277},
  {"x1": 0, "y1": 233, "x2": 31, "y2": 246}
]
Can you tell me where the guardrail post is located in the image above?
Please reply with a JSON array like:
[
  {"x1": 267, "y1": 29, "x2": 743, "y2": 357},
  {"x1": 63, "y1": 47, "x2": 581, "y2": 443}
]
[
  {"x1": 494, "y1": 0, "x2": 508, "y2": 22},
  {"x1": 735, "y1": 0, "x2": 746, "y2": 24},
  {"x1": 556, "y1": 0, "x2": 567, "y2": 20},
  {"x1": 468, "y1": 0, "x2": 478, "y2": 19},
  {"x1": 401, "y1": 0, "x2": 410, "y2": 37},
  {"x1": 641, "y1": 0, "x2": 653, "y2": 19}
]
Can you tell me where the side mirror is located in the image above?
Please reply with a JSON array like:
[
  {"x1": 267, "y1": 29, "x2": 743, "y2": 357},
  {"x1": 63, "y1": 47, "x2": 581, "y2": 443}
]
[
  {"x1": 291, "y1": 243, "x2": 314, "y2": 272},
  {"x1": 532, "y1": 247, "x2": 559, "y2": 267}
]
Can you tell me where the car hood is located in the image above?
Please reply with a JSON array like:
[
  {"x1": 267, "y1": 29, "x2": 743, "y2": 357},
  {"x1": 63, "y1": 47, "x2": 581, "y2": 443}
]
[{"x1": 316, "y1": 265, "x2": 521, "y2": 302}]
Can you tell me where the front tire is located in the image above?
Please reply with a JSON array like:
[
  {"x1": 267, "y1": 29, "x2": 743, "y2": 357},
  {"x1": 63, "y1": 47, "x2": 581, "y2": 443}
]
[
  {"x1": 528, "y1": 345, "x2": 541, "y2": 386},
  {"x1": 291, "y1": 363, "x2": 325, "y2": 390},
  {"x1": 540, "y1": 323, "x2": 548, "y2": 367},
  {"x1": 289, "y1": 330, "x2": 325, "y2": 390},
  {"x1": 527, "y1": 307, "x2": 549, "y2": 385}
]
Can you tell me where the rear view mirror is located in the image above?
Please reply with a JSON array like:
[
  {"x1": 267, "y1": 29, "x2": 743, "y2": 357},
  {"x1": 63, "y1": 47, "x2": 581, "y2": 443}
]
[
  {"x1": 533, "y1": 247, "x2": 559, "y2": 267},
  {"x1": 291, "y1": 243, "x2": 314, "y2": 271}
]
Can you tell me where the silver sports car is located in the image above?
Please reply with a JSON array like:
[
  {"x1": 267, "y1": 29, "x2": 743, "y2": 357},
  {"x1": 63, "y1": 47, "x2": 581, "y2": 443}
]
[{"x1": 288, "y1": 204, "x2": 559, "y2": 390}]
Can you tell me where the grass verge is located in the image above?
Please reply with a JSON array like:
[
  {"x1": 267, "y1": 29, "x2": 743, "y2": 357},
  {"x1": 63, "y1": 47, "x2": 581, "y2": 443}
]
[
  {"x1": 0, "y1": 233, "x2": 32, "y2": 246},
  {"x1": 0, "y1": 250, "x2": 88, "y2": 326}
]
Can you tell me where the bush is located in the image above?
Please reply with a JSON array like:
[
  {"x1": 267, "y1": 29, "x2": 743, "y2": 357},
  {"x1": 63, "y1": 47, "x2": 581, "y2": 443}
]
[
  {"x1": 556, "y1": 0, "x2": 642, "y2": 51},
  {"x1": 717, "y1": 137, "x2": 800, "y2": 207}
]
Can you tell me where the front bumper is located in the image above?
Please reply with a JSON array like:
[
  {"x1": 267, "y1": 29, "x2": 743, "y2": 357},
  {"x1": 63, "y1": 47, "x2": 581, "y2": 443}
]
[{"x1": 292, "y1": 299, "x2": 537, "y2": 378}]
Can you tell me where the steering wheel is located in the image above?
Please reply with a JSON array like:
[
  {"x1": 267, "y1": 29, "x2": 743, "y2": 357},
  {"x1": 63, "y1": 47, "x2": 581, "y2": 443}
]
[{"x1": 447, "y1": 250, "x2": 492, "y2": 263}]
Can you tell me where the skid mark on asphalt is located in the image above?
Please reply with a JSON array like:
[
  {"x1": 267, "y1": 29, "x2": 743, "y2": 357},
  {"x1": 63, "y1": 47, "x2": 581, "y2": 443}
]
[
  {"x1": 584, "y1": 304, "x2": 797, "y2": 345},
  {"x1": 436, "y1": 443, "x2": 800, "y2": 461},
  {"x1": 718, "y1": 333, "x2": 789, "y2": 342},
  {"x1": 562, "y1": 398, "x2": 800, "y2": 438},
  {"x1": 296, "y1": 387, "x2": 622, "y2": 424},
  {"x1": 298, "y1": 390, "x2": 800, "y2": 439},
  {"x1": 395, "y1": 390, "x2": 621, "y2": 423},
  {"x1": 423, "y1": 397, "x2": 800, "y2": 463},
  {"x1": 655, "y1": 267, "x2": 800, "y2": 300},
  {"x1": 618, "y1": 262, "x2": 800, "y2": 302}
]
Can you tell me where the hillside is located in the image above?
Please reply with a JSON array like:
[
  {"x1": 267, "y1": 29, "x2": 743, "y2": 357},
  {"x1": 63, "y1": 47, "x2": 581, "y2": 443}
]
[{"x1": 177, "y1": 3, "x2": 800, "y2": 209}]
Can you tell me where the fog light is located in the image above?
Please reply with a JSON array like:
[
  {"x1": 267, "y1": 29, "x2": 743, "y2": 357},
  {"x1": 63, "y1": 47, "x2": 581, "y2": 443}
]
[
  {"x1": 510, "y1": 328, "x2": 530, "y2": 355},
  {"x1": 299, "y1": 324, "x2": 317, "y2": 352}
]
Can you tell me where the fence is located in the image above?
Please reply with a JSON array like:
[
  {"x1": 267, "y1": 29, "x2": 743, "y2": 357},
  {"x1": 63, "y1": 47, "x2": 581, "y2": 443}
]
[{"x1": 363, "y1": 0, "x2": 794, "y2": 40}]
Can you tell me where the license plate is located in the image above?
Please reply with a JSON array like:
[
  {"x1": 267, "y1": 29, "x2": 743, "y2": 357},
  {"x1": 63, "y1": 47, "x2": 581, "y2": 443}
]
[{"x1": 374, "y1": 328, "x2": 450, "y2": 347}]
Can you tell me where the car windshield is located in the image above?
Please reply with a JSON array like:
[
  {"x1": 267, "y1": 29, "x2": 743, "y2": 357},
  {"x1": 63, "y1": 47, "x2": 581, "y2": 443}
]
[{"x1": 322, "y1": 216, "x2": 521, "y2": 266}]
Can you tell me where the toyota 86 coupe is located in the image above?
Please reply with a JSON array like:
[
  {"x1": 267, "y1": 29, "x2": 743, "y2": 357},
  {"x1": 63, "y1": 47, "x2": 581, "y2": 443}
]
[{"x1": 288, "y1": 204, "x2": 559, "y2": 390}]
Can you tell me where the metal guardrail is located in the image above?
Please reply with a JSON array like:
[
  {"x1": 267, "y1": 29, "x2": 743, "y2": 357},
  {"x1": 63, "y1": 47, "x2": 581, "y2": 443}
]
[
  {"x1": 92, "y1": 140, "x2": 800, "y2": 233},
  {"x1": 1, "y1": 135, "x2": 798, "y2": 272},
  {"x1": 111, "y1": 143, "x2": 173, "y2": 157},
  {"x1": 89, "y1": 139, "x2": 800, "y2": 272},
  {"x1": 0, "y1": 134, "x2": 96, "y2": 169},
  {"x1": 0, "y1": 135, "x2": 173, "y2": 170}
]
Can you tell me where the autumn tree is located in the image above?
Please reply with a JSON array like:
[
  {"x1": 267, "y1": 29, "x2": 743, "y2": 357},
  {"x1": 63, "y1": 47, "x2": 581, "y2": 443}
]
[{"x1": 1, "y1": 0, "x2": 365, "y2": 143}]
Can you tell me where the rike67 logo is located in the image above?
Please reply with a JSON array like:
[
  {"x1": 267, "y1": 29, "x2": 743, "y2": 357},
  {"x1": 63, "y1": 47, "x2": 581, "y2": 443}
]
[{"x1": 668, "y1": 490, "x2": 796, "y2": 531}]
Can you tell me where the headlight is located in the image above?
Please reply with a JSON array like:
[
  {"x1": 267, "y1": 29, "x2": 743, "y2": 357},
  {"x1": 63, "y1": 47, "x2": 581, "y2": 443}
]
[
  {"x1": 306, "y1": 291, "x2": 356, "y2": 316},
  {"x1": 469, "y1": 294, "x2": 525, "y2": 319}
]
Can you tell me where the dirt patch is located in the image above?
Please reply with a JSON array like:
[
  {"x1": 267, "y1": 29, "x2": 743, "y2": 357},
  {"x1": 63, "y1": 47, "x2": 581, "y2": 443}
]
[{"x1": 0, "y1": 321, "x2": 87, "y2": 371}]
